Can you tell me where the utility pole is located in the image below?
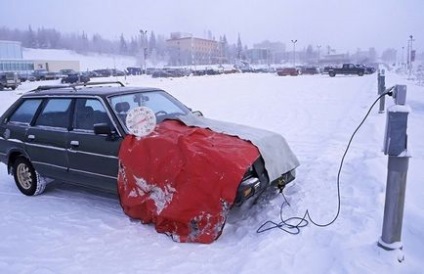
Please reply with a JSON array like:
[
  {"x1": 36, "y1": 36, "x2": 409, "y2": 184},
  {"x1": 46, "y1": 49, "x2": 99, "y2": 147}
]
[{"x1": 291, "y1": 39, "x2": 297, "y2": 67}]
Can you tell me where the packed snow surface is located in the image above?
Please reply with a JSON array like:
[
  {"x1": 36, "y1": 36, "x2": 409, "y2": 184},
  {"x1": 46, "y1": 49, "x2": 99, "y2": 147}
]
[{"x1": 0, "y1": 53, "x2": 423, "y2": 273}]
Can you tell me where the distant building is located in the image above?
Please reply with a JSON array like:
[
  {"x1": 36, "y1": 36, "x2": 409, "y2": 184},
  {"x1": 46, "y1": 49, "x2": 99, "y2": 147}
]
[
  {"x1": 253, "y1": 41, "x2": 286, "y2": 64},
  {"x1": 0, "y1": 40, "x2": 34, "y2": 72},
  {"x1": 0, "y1": 40, "x2": 23, "y2": 59},
  {"x1": 246, "y1": 48, "x2": 271, "y2": 65},
  {"x1": 0, "y1": 40, "x2": 80, "y2": 73},
  {"x1": 166, "y1": 33, "x2": 222, "y2": 66},
  {"x1": 319, "y1": 53, "x2": 351, "y2": 66}
]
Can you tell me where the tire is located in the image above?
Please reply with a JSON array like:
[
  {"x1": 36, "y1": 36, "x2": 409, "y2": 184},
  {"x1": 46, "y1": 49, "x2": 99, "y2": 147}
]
[
  {"x1": 13, "y1": 157, "x2": 46, "y2": 196},
  {"x1": 329, "y1": 71, "x2": 336, "y2": 77},
  {"x1": 358, "y1": 71, "x2": 364, "y2": 76}
]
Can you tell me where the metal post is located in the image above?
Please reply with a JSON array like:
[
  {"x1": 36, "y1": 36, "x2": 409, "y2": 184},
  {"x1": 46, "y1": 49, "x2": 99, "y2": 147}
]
[
  {"x1": 378, "y1": 85, "x2": 410, "y2": 252},
  {"x1": 378, "y1": 69, "x2": 386, "y2": 113},
  {"x1": 379, "y1": 156, "x2": 409, "y2": 250}
]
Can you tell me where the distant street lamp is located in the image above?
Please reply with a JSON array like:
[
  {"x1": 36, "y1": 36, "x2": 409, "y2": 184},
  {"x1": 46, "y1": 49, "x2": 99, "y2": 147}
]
[
  {"x1": 401, "y1": 46, "x2": 405, "y2": 67},
  {"x1": 317, "y1": 45, "x2": 321, "y2": 61},
  {"x1": 291, "y1": 39, "x2": 297, "y2": 67},
  {"x1": 407, "y1": 35, "x2": 415, "y2": 77},
  {"x1": 139, "y1": 29, "x2": 148, "y2": 73}
]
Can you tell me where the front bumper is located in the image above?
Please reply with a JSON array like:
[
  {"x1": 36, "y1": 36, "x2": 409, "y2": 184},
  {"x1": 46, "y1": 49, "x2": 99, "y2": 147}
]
[{"x1": 234, "y1": 157, "x2": 296, "y2": 206}]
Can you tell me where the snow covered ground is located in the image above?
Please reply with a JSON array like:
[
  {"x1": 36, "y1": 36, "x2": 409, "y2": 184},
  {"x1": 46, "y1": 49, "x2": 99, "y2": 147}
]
[{"x1": 0, "y1": 60, "x2": 423, "y2": 273}]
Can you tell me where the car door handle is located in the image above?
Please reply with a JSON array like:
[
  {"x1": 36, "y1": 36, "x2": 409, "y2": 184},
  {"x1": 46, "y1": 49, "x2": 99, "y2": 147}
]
[
  {"x1": 27, "y1": 134, "x2": 35, "y2": 141},
  {"x1": 70, "y1": 140, "x2": 79, "y2": 147}
]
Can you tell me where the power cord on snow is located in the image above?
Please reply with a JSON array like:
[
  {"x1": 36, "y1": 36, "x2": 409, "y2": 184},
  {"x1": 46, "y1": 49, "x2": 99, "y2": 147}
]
[{"x1": 257, "y1": 87, "x2": 395, "y2": 234}]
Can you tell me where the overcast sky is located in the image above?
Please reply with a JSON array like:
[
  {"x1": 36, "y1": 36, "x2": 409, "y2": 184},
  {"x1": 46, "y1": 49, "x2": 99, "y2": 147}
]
[{"x1": 1, "y1": 0, "x2": 422, "y2": 53}]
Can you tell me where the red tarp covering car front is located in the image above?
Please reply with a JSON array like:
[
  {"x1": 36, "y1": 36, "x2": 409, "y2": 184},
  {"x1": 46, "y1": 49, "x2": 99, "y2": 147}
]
[{"x1": 118, "y1": 120, "x2": 260, "y2": 243}]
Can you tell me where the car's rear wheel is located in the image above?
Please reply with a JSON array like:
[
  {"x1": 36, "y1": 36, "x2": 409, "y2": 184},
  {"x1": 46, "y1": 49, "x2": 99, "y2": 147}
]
[{"x1": 13, "y1": 157, "x2": 46, "y2": 196}]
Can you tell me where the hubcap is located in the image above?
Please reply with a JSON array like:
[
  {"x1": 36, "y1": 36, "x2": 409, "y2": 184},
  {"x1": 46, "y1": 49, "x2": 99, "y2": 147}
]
[{"x1": 17, "y1": 163, "x2": 33, "y2": 190}]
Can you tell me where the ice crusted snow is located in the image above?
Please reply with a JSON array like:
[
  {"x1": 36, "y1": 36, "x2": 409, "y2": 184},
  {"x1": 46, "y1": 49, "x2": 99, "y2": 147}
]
[
  {"x1": 0, "y1": 49, "x2": 423, "y2": 273},
  {"x1": 133, "y1": 176, "x2": 176, "y2": 214}
]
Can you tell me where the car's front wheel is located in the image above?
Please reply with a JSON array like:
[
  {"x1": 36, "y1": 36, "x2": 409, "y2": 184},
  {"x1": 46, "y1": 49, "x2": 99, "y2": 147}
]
[{"x1": 13, "y1": 157, "x2": 46, "y2": 196}]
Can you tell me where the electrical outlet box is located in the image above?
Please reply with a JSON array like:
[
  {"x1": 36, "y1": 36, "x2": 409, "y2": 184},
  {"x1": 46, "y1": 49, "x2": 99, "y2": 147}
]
[
  {"x1": 393, "y1": 85, "x2": 407, "y2": 105},
  {"x1": 383, "y1": 107, "x2": 409, "y2": 156}
]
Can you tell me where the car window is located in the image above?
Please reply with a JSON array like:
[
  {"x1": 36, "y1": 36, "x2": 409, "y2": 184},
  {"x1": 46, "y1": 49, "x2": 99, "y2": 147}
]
[
  {"x1": 35, "y1": 99, "x2": 72, "y2": 128},
  {"x1": 8, "y1": 99, "x2": 43, "y2": 124},
  {"x1": 111, "y1": 92, "x2": 187, "y2": 114},
  {"x1": 109, "y1": 91, "x2": 189, "y2": 126},
  {"x1": 141, "y1": 93, "x2": 186, "y2": 114},
  {"x1": 73, "y1": 99, "x2": 113, "y2": 131}
]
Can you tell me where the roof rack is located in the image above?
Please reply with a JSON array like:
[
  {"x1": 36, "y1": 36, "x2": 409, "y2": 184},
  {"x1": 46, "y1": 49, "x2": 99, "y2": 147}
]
[
  {"x1": 75, "y1": 81, "x2": 125, "y2": 88},
  {"x1": 31, "y1": 81, "x2": 125, "y2": 92},
  {"x1": 32, "y1": 85, "x2": 77, "y2": 92}
]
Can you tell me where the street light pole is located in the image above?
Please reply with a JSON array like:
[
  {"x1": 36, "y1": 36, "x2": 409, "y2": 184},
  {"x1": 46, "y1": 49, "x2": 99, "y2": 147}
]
[
  {"x1": 139, "y1": 29, "x2": 148, "y2": 73},
  {"x1": 407, "y1": 35, "x2": 414, "y2": 77},
  {"x1": 401, "y1": 46, "x2": 404, "y2": 68},
  {"x1": 317, "y1": 45, "x2": 321, "y2": 62},
  {"x1": 291, "y1": 39, "x2": 297, "y2": 67}
]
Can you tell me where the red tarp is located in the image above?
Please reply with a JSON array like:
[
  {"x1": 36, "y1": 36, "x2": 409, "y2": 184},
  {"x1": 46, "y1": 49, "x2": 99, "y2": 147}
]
[{"x1": 118, "y1": 120, "x2": 260, "y2": 243}]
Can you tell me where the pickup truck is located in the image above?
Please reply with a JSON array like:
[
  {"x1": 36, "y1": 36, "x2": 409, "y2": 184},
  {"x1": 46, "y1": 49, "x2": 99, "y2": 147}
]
[{"x1": 328, "y1": 63, "x2": 365, "y2": 77}]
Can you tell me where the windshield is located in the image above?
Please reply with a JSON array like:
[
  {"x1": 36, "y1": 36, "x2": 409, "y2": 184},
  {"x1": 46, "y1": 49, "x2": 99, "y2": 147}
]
[{"x1": 108, "y1": 90, "x2": 191, "y2": 130}]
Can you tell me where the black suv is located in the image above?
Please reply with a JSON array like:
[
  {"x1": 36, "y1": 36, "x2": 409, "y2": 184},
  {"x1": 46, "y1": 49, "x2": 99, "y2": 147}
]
[
  {"x1": 0, "y1": 72, "x2": 21, "y2": 90},
  {"x1": 61, "y1": 73, "x2": 90, "y2": 84},
  {"x1": 0, "y1": 82, "x2": 297, "y2": 207}
]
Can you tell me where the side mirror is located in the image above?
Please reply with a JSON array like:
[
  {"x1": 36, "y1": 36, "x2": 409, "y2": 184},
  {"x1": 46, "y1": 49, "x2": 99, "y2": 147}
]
[
  {"x1": 94, "y1": 123, "x2": 112, "y2": 135},
  {"x1": 192, "y1": 110, "x2": 203, "y2": 117}
]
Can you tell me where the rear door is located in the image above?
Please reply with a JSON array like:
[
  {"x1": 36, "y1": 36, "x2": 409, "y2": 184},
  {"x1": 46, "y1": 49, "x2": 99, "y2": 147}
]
[
  {"x1": 25, "y1": 98, "x2": 72, "y2": 179},
  {"x1": 67, "y1": 98, "x2": 122, "y2": 192}
]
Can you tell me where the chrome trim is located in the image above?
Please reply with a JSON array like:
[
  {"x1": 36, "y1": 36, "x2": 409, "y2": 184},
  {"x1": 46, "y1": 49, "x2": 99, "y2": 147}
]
[
  {"x1": 66, "y1": 149, "x2": 118, "y2": 159},
  {"x1": 240, "y1": 177, "x2": 260, "y2": 187},
  {"x1": 4, "y1": 138, "x2": 24, "y2": 144},
  {"x1": 21, "y1": 140, "x2": 118, "y2": 159},
  {"x1": 35, "y1": 125, "x2": 69, "y2": 131},
  {"x1": 70, "y1": 140, "x2": 79, "y2": 146},
  {"x1": 32, "y1": 161, "x2": 68, "y2": 171},
  {"x1": 68, "y1": 168, "x2": 117, "y2": 180},
  {"x1": 25, "y1": 142, "x2": 67, "y2": 152}
]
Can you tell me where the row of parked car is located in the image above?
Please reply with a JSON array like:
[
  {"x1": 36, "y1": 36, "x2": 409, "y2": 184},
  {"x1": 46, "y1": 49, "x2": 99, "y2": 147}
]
[
  {"x1": 2, "y1": 63, "x2": 378, "y2": 88},
  {"x1": 15, "y1": 68, "x2": 130, "y2": 83},
  {"x1": 276, "y1": 64, "x2": 377, "y2": 77}
]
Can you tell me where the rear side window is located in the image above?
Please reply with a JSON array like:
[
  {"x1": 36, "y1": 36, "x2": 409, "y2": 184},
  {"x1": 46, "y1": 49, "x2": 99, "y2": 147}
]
[
  {"x1": 35, "y1": 99, "x2": 72, "y2": 128},
  {"x1": 8, "y1": 99, "x2": 43, "y2": 124}
]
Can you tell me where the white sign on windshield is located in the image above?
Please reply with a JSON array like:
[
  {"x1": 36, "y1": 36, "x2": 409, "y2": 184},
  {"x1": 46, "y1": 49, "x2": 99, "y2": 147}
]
[{"x1": 125, "y1": 106, "x2": 157, "y2": 137}]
